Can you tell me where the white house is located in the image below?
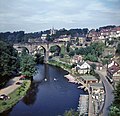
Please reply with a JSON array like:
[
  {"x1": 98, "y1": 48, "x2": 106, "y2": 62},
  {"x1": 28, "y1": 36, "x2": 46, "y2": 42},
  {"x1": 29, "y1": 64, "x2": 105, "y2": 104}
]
[
  {"x1": 75, "y1": 62, "x2": 91, "y2": 74},
  {"x1": 41, "y1": 34, "x2": 47, "y2": 40}
]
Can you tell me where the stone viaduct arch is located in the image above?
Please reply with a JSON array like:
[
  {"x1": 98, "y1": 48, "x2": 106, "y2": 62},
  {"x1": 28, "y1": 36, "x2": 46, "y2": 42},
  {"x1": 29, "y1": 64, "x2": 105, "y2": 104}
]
[{"x1": 13, "y1": 42, "x2": 65, "y2": 63}]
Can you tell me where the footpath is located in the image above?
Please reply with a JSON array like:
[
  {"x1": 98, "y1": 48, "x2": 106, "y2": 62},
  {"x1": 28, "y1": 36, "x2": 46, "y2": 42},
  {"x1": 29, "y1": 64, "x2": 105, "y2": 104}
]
[{"x1": 0, "y1": 76, "x2": 22, "y2": 96}]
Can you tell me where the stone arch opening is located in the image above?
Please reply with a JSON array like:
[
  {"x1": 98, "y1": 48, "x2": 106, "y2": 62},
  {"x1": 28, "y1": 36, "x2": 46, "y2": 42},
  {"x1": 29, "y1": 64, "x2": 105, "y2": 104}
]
[
  {"x1": 49, "y1": 45, "x2": 61, "y2": 57},
  {"x1": 33, "y1": 46, "x2": 46, "y2": 55},
  {"x1": 17, "y1": 46, "x2": 29, "y2": 54},
  {"x1": 33, "y1": 45, "x2": 47, "y2": 63}
]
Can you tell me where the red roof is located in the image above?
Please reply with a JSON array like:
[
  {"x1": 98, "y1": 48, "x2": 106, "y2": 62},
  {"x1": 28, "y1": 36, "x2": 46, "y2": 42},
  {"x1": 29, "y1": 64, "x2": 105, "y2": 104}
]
[
  {"x1": 108, "y1": 65, "x2": 120, "y2": 74},
  {"x1": 20, "y1": 75, "x2": 26, "y2": 78}
]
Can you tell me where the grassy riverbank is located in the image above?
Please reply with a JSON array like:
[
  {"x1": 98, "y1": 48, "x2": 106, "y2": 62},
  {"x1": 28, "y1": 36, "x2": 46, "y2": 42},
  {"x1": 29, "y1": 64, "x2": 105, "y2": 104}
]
[
  {"x1": 48, "y1": 60, "x2": 72, "y2": 73},
  {"x1": 0, "y1": 80, "x2": 31, "y2": 113}
]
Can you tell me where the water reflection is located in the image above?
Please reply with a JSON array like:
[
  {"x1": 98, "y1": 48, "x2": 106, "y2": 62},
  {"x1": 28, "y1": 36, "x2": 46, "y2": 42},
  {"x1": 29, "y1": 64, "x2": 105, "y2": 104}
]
[
  {"x1": 22, "y1": 82, "x2": 39, "y2": 106},
  {"x1": 44, "y1": 64, "x2": 49, "y2": 81},
  {"x1": 23, "y1": 64, "x2": 50, "y2": 106}
]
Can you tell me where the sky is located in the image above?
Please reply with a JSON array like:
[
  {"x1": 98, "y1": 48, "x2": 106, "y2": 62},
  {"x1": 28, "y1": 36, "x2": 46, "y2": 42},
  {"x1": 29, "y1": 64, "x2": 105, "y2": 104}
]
[{"x1": 0, "y1": 0, "x2": 120, "y2": 32}]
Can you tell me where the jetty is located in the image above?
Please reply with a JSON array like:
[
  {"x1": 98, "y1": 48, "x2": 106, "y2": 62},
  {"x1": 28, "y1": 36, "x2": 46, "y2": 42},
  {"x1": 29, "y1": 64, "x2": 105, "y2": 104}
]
[
  {"x1": 77, "y1": 95, "x2": 89, "y2": 115},
  {"x1": 64, "y1": 74, "x2": 77, "y2": 83}
]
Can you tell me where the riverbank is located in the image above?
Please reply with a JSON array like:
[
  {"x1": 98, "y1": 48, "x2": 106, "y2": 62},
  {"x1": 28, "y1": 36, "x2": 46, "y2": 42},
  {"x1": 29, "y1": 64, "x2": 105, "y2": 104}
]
[
  {"x1": 0, "y1": 79, "x2": 31, "y2": 113},
  {"x1": 48, "y1": 60, "x2": 72, "y2": 73},
  {"x1": 48, "y1": 60, "x2": 107, "y2": 116},
  {"x1": 48, "y1": 60, "x2": 89, "y2": 115}
]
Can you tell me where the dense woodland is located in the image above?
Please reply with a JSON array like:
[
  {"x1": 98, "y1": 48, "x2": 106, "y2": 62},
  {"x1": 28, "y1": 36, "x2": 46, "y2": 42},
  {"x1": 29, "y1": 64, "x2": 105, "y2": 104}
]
[
  {"x1": 0, "y1": 41, "x2": 36, "y2": 87},
  {"x1": 0, "y1": 41, "x2": 19, "y2": 85}
]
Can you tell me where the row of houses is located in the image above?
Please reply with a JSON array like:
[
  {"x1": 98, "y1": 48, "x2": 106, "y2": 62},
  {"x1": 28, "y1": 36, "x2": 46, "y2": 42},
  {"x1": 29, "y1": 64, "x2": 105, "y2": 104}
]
[
  {"x1": 28, "y1": 26, "x2": 120, "y2": 46},
  {"x1": 87, "y1": 27, "x2": 120, "y2": 43},
  {"x1": 106, "y1": 60, "x2": 120, "y2": 84},
  {"x1": 71, "y1": 55, "x2": 120, "y2": 87}
]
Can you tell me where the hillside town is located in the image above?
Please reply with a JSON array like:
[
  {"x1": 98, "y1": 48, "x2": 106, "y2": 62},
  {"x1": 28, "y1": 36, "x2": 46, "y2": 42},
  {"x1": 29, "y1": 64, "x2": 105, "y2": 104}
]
[
  {"x1": 0, "y1": 25, "x2": 120, "y2": 116},
  {"x1": 0, "y1": 0, "x2": 120, "y2": 115}
]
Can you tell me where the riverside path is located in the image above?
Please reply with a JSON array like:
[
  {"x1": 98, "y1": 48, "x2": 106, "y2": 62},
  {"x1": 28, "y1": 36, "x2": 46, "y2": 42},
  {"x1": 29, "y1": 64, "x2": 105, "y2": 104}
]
[{"x1": 0, "y1": 76, "x2": 23, "y2": 96}]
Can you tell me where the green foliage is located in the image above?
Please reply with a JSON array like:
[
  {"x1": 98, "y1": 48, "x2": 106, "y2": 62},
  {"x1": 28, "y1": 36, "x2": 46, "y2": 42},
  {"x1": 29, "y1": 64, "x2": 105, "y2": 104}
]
[
  {"x1": 0, "y1": 31, "x2": 42, "y2": 43},
  {"x1": 109, "y1": 106, "x2": 120, "y2": 116},
  {"x1": 64, "y1": 109, "x2": 79, "y2": 116},
  {"x1": 76, "y1": 37, "x2": 79, "y2": 43},
  {"x1": 60, "y1": 45, "x2": 65, "y2": 55},
  {"x1": 21, "y1": 47, "x2": 29, "y2": 56},
  {"x1": 0, "y1": 80, "x2": 31, "y2": 113},
  {"x1": 110, "y1": 81, "x2": 120, "y2": 116},
  {"x1": 113, "y1": 81, "x2": 120, "y2": 105},
  {"x1": 101, "y1": 59, "x2": 109, "y2": 65},
  {"x1": 116, "y1": 43, "x2": 120, "y2": 55},
  {"x1": 0, "y1": 41, "x2": 19, "y2": 84},
  {"x1": 84, "y1": 54, "x2": 98, "y2": 62},
  {"x1": 90, "y1": 69, "x2": 100, "y2": 82},
  {"x1": 20, "y1": 54, "x2": 36, "y2": 77},
  {"x1": 34, "y1": 53, "x2": 44, "y2": 64},
  {"x1": 90, "y1": 63, "x2": 96, "y2": 70},
  {"x1": 69, "y1": 50, "x2": 75, "y2": 57},
  {"x1": 104, "y1": 54, "x2": 113, "y2": 59},
  {"x1": 66, "y1": 42, "x2": 70, "y2": 52},
  {"x1": 74, "y1": 42, "x2": 105, "y2": 62},
  {"x1": 75, "y1": 42, "x2": 105, "y2": 57},
  {"x1": 49, "y1": 60, "x2": 72, "y2": 70},
  {"x1": 50, "y1": 46, "x2": 58, "y2": 53}
]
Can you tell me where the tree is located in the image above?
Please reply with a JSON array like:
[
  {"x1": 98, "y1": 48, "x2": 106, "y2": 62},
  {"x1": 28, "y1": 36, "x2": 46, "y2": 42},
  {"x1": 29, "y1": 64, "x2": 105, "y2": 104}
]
[
  {"x1": 116, "y1": 43, "x2": 120, "y2": 55},
  {"x1": 64, "y1": 109, "x2": 79, "y2": 116},
  {"x1": 21, "y1": 47, "x2": 29, "y2": 56},
  {"x1": 91, "y1": 63, "x2": 96, "y2": 70},
  {"x1": 69, "y1": 50, "x2": 75, "y2": 57},
  {"x1": 84, "y1": 54, "x2": 98, "y2": 62},
  {"x1": 50, "y1": 46, "x2": 58, "y2": 53},
  {"x1": 20, "y1": 55, "x2": 36, "y2": 78},
  {"x1": 76, "y1": 37, "x2": 79, "y2": 43},
  {"x1": 0, "y1": 41, "x2": 19, "y2": 85},
  {"x1": 66, "y1": 42, "x2": 70, "y2": 52},
  {"x1": 110, "y1": 81, "x2": 120, "y2": 116},
  {"x1": 113, "y1": 81, "x2": 120, "y2": 105},
  {"x1": 110, "y1": 106, "x2": 120, "y2": 116}
]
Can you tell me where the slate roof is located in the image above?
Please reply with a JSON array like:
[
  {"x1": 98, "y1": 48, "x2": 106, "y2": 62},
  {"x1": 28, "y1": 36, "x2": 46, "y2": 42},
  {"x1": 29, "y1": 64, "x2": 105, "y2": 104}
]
[{"x1": 81, "y1": 75, "x2": 98, "y2": 81}]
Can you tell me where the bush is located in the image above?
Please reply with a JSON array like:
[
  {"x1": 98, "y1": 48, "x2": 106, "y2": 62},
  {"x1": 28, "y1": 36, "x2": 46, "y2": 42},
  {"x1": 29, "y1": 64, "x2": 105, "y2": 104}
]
[{"x1": 2, "y1": 102, "x2": 7, "y2": 105}]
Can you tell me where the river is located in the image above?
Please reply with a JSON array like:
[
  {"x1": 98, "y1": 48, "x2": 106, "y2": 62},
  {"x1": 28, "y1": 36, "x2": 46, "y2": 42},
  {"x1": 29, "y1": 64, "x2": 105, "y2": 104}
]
[{"x1": 1, "y1": 64, "x2": 87, "y2": 116}]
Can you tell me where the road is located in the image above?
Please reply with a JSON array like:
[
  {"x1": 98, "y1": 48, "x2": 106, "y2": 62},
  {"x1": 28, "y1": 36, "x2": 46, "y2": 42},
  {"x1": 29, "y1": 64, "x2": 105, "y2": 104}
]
[
  {"x1": 96, "y1": 69, "x2": 114, "y2": 116},
  {"x1": 0, "y1": 76, "x2": 23, "y2": 96}
]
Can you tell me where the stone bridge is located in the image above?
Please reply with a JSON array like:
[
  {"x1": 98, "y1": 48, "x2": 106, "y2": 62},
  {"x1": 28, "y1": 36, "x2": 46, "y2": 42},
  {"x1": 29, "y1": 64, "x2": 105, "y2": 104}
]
[{"x1": 13, "y1": 42, "x2": 65, "y2": 63}]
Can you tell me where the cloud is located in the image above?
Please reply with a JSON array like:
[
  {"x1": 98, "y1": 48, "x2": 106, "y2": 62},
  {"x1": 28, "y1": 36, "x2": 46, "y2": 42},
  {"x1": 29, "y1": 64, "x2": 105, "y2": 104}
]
[
  {"x1": 0, "y1": 0, "x2": 120, "y2": 32},
  {"x1": 106, "y1": 0, "x2": 119, "y2": 2}
]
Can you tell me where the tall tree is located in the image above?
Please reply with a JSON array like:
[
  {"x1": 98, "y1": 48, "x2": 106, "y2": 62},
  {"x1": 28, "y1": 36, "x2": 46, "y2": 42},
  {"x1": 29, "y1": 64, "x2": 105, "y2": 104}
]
[
  {"x1": 20, "y1": 54, "x2": 36, "y2": 78},
  {"x1": 116, "y1": 43, "x2": 120, "y2": 55},
  {"x1": 0, "y1": 41, "x2": 19, "y2": 84}
]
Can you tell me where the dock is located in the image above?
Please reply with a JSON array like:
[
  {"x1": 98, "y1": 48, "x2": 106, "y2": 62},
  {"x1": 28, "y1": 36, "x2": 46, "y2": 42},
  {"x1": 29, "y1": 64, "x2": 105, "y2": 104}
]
[
  {"x1": 64, "y1": 74, "x2": 77, "y2": 83},
  {"x1": 77, "y1": 95, "x2": 89, "y2": 115}
]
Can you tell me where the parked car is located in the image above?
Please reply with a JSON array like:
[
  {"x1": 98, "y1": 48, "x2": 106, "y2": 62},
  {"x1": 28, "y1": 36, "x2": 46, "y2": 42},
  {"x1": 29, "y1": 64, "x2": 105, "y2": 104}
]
[
  {"x1": 16, "y1": 82, "x2": 22, "y2": 85},
  {"x1": 19, "y1": 75, "x2": 26, "y2": 80},
  {"x1": 0, "y1": 94, "x2": 10, "y2": 100}
]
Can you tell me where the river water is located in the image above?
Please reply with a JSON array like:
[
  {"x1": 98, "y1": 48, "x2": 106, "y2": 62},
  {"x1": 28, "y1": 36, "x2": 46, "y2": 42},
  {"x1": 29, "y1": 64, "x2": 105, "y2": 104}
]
[{"x1": 1, "y1": 64, "x2": 87, "y2": 116}]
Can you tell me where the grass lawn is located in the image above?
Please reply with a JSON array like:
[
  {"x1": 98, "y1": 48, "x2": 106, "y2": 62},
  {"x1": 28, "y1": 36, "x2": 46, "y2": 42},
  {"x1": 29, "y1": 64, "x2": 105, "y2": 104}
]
[{"x1": 0, "y1": 80, "x2": 31, "y2": 113}]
